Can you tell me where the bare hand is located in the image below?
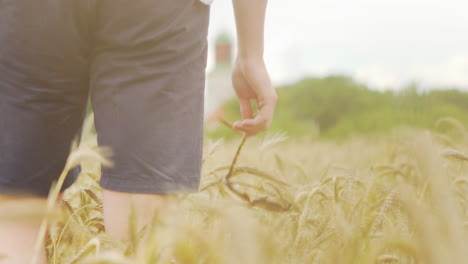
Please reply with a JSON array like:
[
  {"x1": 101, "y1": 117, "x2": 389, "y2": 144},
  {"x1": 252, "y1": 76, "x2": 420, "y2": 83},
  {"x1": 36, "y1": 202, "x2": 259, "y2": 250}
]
[{"x1": 232, "y1": 58, "x2": 277, "y2": 137}]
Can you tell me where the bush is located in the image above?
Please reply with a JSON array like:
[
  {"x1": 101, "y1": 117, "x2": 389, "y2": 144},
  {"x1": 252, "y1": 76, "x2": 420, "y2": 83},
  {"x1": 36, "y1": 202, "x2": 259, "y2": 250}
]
[{"x1": 206, "y1": 76, "x2": 468, "y2": 139}]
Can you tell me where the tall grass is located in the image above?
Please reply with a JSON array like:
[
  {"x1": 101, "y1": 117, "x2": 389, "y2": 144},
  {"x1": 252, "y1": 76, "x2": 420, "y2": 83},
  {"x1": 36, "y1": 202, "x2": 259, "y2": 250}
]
[{"x1": 1, "y1": 117, "x2": 468, "y2": 264}]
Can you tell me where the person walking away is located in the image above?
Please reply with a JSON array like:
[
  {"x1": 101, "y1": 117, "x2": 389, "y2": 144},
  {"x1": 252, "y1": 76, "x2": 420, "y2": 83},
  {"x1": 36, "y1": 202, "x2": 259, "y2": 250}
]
[{"x1": 0, "y1": 0, "x2": 277, "y2": 263}]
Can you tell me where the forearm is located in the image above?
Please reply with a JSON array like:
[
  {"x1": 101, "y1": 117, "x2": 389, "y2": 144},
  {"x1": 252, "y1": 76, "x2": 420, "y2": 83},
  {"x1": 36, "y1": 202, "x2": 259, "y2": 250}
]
[{"x1": 232, "y1": 0, "x2": 268, "y2": 61}]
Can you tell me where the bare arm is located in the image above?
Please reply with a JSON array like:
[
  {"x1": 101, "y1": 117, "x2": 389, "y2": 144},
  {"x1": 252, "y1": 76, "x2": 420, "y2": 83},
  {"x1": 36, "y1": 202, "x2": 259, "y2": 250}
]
[{"x1": 231, "y1": 0, "x2": 277, "y2": 137}]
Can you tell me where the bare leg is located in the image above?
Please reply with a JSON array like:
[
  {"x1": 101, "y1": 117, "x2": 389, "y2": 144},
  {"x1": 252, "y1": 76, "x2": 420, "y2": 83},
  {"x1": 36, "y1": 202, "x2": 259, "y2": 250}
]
[
  {"x1": 0, "y1": 197, "x2": 47, "y2": 264},
  {"x1": 102, "y1": 189, "x2": 175, "y2": 242}
]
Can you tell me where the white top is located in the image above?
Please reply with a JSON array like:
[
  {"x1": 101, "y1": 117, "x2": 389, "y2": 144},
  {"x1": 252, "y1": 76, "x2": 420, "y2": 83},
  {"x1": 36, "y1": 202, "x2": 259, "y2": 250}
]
[{"x1": 199, "y1": 0, "x2": 213, "y2": 5}]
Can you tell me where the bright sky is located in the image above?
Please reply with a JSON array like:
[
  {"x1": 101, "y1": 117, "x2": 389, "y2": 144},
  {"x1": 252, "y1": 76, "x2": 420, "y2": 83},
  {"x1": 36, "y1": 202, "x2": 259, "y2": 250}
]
[{"x1": 207, "y1": 0, "x2": 468, "y2": 91}]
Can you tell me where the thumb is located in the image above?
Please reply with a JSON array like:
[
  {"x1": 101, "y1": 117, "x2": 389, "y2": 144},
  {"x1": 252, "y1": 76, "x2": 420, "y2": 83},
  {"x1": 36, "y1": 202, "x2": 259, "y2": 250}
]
[
  {"x1": 239, "y1": 98, "x2": 253, "y2": 120},
  {"x1": 233, "y1": 98, "x2": 253, "y2": 130}
]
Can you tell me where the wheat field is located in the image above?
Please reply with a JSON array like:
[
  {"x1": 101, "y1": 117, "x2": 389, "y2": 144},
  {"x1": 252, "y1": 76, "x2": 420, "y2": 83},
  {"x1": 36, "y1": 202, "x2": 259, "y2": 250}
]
[{"x1": 2, "y1": 117, "x2": 468, "y2": 264}]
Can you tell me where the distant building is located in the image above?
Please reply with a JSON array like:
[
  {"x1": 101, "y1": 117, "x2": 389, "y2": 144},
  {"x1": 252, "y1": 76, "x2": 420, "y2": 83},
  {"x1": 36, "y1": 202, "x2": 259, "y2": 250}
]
[{"x1": 204, "y1": 33, "x2": 236, "y2": 122}]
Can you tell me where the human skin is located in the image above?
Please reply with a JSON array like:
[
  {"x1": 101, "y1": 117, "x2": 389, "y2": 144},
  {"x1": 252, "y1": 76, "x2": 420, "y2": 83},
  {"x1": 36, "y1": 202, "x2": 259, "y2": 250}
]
[
  {"x1": 231, "y1": 0, "x2": 278, "y2": 137},
  {"x1": 0, "y1": 1, "x2": 276, "y2": 263},
  {"x1": 0, "y1": 196, "x2": 48, "y2": 264}
]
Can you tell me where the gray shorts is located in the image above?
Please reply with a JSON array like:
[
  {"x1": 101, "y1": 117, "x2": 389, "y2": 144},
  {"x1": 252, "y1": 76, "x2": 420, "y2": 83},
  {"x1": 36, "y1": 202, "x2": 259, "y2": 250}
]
[{"x1": 0, "y1": 0, "x2": 210, "y2": 197}]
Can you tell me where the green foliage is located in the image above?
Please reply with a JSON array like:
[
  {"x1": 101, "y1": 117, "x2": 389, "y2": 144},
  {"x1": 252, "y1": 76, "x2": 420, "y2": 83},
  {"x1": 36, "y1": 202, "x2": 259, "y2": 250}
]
[{"x1": 207, "y1": 76, "x2": 468, "y2": 139}]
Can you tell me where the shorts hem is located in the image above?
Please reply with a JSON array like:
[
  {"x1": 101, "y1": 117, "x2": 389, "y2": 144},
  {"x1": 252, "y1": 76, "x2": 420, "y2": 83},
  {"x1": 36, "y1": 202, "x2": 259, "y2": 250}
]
[
  {"x1": 0, "y1": 180, "x2": 76, "y2": 198},
  {"x1": 0, "y1": 167, "x2": 79, "y2": 198},
  {"x1": 99, "y1": 175, "x2": 200, "y2": 195}
]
